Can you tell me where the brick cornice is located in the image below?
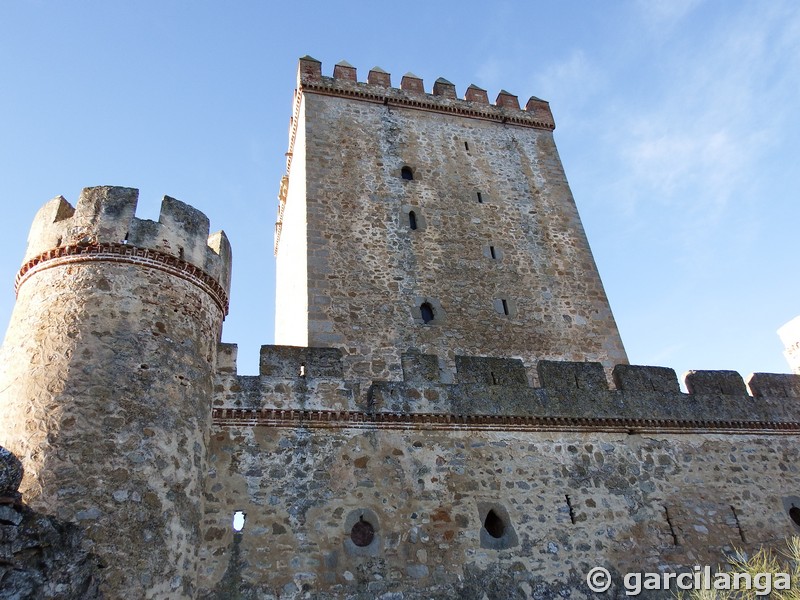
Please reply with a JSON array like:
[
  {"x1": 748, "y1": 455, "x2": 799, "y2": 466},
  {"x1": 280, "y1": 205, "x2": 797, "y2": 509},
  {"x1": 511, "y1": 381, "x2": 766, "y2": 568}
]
[
  {"x1": 16, "y1": 243, "x2": 230, "y2": 315},
  {"x1": 212, "y1": 407, "x2": 800, "y2": 435},
  {"x1": 300, "y1": 80, "x2": 557, "y2": 131}
]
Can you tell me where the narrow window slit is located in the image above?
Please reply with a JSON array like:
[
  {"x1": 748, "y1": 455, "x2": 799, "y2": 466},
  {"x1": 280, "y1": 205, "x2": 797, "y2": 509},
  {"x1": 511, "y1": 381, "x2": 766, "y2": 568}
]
[
  {"x1": 476, "y1": 191, "x2": 483, "y2": 204},
  {"x1": 420, "y1": 302, "x2": 434, "y2": 324},
  {"x1": 489, "y1": 246, "x2": 496, "y2": 259},
  {"x1": 232, "y1": 510, "x2": 246, "y2": 532},
  {"x1": 730, "y1": 506, "x2": 746, "y2": 543},
  {"x1": 409, "y1": 211, "x2": 418, "y2": 231},
  {"x1": 664, "y1": 506, "x2": 679, "y2": 545},
  {"x1": 299, "y1": 363, "x2": 306, "y2": 378},
  {"x1": 490, "y1": 371, "x2": 498, "y2": 385},
  {"x1": 502, "y1": 299, "x2": 509, "y2": 316},
  {"x1": 464, "y1": 141, "x2": 470, "y2": 151},
  {"x1": 566, "y1": 495, "x2": 576, "y2": 524},
  {"x1": 484, "y1": 509, "x2": 505, "y2": 539},
  {"x1": 790, "y1": 505, "x2": 800, "y2": 527}
]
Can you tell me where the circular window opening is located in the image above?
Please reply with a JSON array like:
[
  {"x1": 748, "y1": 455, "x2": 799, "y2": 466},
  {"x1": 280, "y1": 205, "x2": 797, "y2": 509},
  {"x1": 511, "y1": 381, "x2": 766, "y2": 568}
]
[
  {"x1": 351, "y1": 516, "x2": 375, "y2": 547},
  {"x1": 484, "y1": 509, "x2": 505, "y2": 539},
  {"x1": 790, "y1": 506, "x2": 800, "y2": 527}
]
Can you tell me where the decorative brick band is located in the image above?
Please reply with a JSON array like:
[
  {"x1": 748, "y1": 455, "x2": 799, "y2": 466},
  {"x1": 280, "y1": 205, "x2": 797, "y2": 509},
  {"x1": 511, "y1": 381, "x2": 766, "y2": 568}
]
[
  {"x1": 301, "y1": 82, "x2": 556, "y2": 131},
  {"x1": 212, "y1": 408, "x2": 800, "y2": 435},
  {"x1": 16, "y1": 243, "x2": 230, "y2": 315}
]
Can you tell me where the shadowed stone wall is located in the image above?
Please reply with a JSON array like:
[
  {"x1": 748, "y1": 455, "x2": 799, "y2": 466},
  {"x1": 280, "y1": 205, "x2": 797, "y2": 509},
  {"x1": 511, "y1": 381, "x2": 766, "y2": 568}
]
[{"x1": 0, "y1": 447, "x2": 102, "y2": 599}]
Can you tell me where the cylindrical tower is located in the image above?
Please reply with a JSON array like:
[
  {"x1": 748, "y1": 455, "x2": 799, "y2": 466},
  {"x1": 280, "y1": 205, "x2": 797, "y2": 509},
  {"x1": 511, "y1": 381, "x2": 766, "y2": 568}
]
[{"x1": 0, "y1": 186, "x2": 231, "y2": 598}]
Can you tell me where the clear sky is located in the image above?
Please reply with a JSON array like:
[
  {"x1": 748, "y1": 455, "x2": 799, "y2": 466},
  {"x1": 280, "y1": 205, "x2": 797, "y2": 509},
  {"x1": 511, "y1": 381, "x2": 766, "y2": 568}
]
[{"x1": 1, "y1": 1, "x2": 798, "y2": 382}]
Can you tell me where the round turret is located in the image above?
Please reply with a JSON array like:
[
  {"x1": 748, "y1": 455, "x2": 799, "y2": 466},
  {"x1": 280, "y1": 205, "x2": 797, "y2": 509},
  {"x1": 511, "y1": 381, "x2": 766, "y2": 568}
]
[{"x1": 0, "y1": 186, "x2": 232, "y2": 599}]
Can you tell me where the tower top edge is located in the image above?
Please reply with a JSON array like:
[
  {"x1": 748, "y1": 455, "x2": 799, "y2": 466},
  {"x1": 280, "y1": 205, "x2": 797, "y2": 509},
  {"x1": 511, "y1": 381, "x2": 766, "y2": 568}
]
[
  {"x1": 296, "y1": 56, "x2": 555, "y2": 130},
  {"x1": 21, "y1": 186, "x2": 232, "y2": 297}
]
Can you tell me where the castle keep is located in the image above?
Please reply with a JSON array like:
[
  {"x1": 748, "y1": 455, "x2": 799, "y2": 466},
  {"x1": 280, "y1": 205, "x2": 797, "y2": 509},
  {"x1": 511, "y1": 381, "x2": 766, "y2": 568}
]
[
  {"x1": 274, "y1": 57, "x2": 627, "y2": 382},
  {"x1": 1, "y1": 57, "x2": 800, "y2": 599}
]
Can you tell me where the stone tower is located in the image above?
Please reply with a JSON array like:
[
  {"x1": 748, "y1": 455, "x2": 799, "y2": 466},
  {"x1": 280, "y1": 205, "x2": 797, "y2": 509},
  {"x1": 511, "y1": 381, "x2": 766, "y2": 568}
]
[
  {"x1": 0, "y1": 186, "x2": 231, "y2": 599},
  {"x1": 274, "y1": 56, "x2": 627, "y2": 382}
]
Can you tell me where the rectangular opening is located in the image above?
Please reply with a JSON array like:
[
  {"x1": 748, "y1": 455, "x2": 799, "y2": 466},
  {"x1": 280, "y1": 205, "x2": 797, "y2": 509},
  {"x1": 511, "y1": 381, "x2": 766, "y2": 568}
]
[
  {"x1": 502, "y1": 299, "x2": 509, "y2": 316},
  {"x1": 464, "y1": 141, "x2": 470, "y2": 151},
  {"x1": 489, "y1": 246, "x2": 496, "y2": 259},
  {"x1": 476, "y1": 191, "x2": 483, "y2": 204}
]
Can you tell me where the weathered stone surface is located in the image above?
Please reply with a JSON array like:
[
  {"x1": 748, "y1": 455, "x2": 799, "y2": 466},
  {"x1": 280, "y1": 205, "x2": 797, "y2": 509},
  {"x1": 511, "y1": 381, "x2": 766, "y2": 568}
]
[
  {"x1": 0, "y1": 450, "x2": 102, "y2": 599},
  {"x1": 685, "y1": 370, "x2": 748, "y2": 395},
  {"x1": 0, "y1": 188, "x2": 230, "y2": 599},
  {"x1": 0, "y1": 446, "x2": 23, "y2": 499},
  {"x1": 3, "y1": 58, "x2": 800, "y2": 600},
  {"x1": 748, "y1": 372, "x2": 800, "y2": 398},
  {"x1": 537, "y1": 360, "x2": 607, "y2": 392},
  {"x1": 455, "y1": 356, "x2": 528, "y2": 386},
  {"x1": 260, "y1": 345, "x2": 343, "y2": 378},
  {"x1": 612, "y1": 364, "x2": 680, "y2": 393},
  {"x1": 400, "y1": 351, "x2": 439, "y2": 383},
  {"x1": 274, "y1": 61, "x2": 628, "y2": 380},
  {"x1": 197, "y1": 426, "x2": 800, "y2": 599}
]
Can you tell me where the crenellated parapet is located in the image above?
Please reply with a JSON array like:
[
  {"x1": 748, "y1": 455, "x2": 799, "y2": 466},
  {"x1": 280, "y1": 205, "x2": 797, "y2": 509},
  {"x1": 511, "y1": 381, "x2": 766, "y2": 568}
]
[
  {"x1": 295, "y1": 56, "x2": 555, "y2": 131},
  {"x1": 17, "y1": 186, "x2": 232, "y2": 314},
  {"x1": 1, "y1": 185, "x2": 233, "y2": 598},
  {"x1": 212, "y1": 344, "x2": 800, "y2": 433}
]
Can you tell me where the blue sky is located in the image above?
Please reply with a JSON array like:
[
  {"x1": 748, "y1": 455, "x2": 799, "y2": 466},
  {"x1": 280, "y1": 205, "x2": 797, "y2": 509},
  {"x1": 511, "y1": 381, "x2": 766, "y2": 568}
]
[{"x1": 1, "y1": 1, "x2": 798, "y2": 383}]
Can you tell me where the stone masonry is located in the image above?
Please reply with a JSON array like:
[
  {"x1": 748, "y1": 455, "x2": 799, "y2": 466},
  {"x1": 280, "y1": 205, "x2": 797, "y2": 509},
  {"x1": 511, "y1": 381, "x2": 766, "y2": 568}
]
[
  {"x1": 0, "y1": 446, "x2": 103, "y2": 599},
  {"x1": 274, "y1": 56, "x2": 628, "y2": 383},
  {"x1": 0, "y1": 58, "x2": 799, "y2": 599},
  {"x1": 0, "y1": 187, "x2": 231, "y2": 599},
  {"x1": 197, "y1": 345, "x2": 800, "y2": 598}
]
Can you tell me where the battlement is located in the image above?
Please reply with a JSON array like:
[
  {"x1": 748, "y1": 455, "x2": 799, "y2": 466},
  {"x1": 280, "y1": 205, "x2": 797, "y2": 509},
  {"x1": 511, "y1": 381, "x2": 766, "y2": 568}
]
[
  {"x1": 213, "y1": 344, "x2": 800, "y2": 430},
  {"x1": 295, "y1": 56, "x2": 555, "y2": 130},
  {"x1": 19, "y1": 186, "x2": 232, "y2": 311}
]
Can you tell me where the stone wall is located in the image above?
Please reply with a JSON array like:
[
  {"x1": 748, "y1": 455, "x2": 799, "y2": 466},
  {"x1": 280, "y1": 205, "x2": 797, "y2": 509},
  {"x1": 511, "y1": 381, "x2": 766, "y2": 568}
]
[
  {"x1": 198, "y1": 425, "x2": 800, "y2": 599},
  {"x1": 198, "y1": 343, "x2": 800, "y2": 599},
  {"x1": 274, "y1": 58, "x2": 628, "y2": 382},
  {"x1": 2, "y1": 58, "x2": 798, "y2": 600},
  {"x1": 213, "y1": 344, "x2": 800, "y2": 423},
  {"x1": 0, "y1": 447, "x2": 102, "y2": 599}
]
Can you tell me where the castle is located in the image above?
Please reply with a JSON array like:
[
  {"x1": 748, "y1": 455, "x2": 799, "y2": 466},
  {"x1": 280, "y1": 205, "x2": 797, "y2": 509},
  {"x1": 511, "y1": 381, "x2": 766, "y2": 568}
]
[{"x1": 1, "y1": 56, "x2": 799, "y2": 599}]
